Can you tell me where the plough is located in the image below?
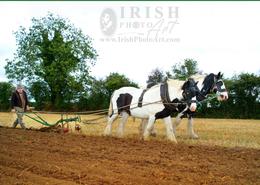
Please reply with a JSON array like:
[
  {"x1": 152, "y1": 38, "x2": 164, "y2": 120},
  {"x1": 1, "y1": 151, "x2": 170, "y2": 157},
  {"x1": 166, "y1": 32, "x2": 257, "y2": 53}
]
[{"x1": 24, "y1": 111, "x2": 81, "y2": 132}]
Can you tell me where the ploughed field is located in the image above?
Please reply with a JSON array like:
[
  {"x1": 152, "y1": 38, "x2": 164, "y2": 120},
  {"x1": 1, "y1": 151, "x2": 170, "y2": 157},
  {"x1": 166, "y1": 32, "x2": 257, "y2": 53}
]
[{"x1": 0, "y1": 112, "x2": 259, "y2": 184}]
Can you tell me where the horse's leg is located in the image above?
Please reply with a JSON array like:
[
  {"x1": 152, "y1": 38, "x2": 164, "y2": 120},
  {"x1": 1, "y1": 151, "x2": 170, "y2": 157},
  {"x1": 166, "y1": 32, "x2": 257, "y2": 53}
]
[
  {"x1": 187, "y1": 116, "x2": 199, "y2": 139},
  {"x1": 143, "y1": 115, "x2": 156, "y2": 140},
  {"x1": 150, "y1": 121, "x2": 157, "y2": 137},
  {"x1": 138, "y1": 118, "x2": 147, "y2": 138},
  {"x1": 175, "y1": 112, "x2": 184, "y2": 127},
  {"x1": 139, "y1": 118, "x2": 157, "y2": 137},
  {"x1": 117, "y1": 111, "x2": 129, "y2": 138},
  {"x1": 163, "y1": 116, "x2": 177, "y2": 143},
  {"x1": 104, "y1": 114, "x2": 118, "y2": 136},
  {"x1": 173, "y1": 111, "x2": 185, "y2": 135},
  {"x1": 172, "y1": 115, "x2": 181, "y2": 135}
]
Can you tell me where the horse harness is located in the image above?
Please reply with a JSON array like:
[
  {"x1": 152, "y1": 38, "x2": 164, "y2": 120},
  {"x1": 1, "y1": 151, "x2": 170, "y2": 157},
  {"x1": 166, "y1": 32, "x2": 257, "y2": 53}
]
[
  {"x1": 160, "y1": 82, "x2": 179, "y2": 111},
  {"x1": 214, "y1": 80, "x2": 227, "y2": 93},
  {"x1": 138, "y1": 81, "x2": 197, "y2": 111},
  {"x1": 138, "y1": 89, "x2": 147, "y2": 107}
]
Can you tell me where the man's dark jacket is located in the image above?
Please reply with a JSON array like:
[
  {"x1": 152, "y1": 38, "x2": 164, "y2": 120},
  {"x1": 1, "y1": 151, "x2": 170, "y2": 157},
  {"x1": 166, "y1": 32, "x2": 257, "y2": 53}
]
[{"x1": 11, "y1": 90, "x2": 29, "y2": 111}]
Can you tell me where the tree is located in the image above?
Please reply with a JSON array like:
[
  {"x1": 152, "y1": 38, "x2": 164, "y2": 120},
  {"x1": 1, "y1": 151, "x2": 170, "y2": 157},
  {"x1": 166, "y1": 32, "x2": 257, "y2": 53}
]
[
  {"x1": 169, "y1": 59, "x2": 199, "y2": 80},
  {"x1": 146, "y1": 68, "x2": 166, "y2": 87},
  {"x1": 5, "y1": 13, "x2": 97, "y2": 110},
  {"x1": 0, "y1": 82, "x2": 14, "y2": 111},
  {"x1": 78, "y1": 73, "x2": 138, "y2": 110},
  {"x1": 83, "y1": 79, "x2": 110, "y2": 110},
  {"x1": 104, "y1": 73, "x2": 138, "y2": 98},
  {"x1": 229, "y1": 73, "x2": 260, "y2": 118},
  {"x1": 29, "y1": 81, "x2": 51, "y2": 110}
]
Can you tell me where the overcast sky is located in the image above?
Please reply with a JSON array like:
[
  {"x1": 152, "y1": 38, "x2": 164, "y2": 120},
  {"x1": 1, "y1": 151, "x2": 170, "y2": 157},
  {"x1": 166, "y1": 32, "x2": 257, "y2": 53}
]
[{"x1": 0, "y1": 1, "x2": 260, "y2": 86}]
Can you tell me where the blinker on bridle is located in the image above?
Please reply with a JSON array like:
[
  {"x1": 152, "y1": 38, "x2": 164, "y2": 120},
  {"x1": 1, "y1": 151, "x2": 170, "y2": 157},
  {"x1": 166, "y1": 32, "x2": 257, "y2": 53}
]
[{"x1": 212, "y1": 80, "x2": 227, "y2": 93}]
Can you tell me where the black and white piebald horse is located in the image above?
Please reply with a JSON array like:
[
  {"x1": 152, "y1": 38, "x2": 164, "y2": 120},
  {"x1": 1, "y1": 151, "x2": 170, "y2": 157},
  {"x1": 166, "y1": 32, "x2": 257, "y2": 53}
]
[
  {"x1": 104, "y1": 78, "x2": 200, "y2": 143},
  {"x1": 173, "y1": 72, "x2": 228, "y2": 139},
  {"x1": 139, "y1": 72, "x2": 228, "y2": 139}
]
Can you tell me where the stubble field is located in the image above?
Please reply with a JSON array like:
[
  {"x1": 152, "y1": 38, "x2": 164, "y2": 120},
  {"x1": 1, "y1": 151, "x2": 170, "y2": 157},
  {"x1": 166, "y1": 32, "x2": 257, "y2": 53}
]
[{"x1": 0, "y1": 112, "x2": 259, "y2": 184}]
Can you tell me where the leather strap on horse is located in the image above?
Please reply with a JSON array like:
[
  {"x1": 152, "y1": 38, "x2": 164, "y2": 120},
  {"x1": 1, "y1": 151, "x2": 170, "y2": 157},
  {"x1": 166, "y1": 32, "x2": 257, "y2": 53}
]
[
  {"x1": 138, "y1": 89, "x2": 147, "y2": 107},
  {"x1": 160, "y1": 82, "x2": 178, "y2": 110}
]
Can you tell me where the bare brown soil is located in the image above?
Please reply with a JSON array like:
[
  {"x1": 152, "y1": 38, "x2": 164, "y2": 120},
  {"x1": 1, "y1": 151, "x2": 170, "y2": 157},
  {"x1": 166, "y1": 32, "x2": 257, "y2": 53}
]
[{"x1": 0, "y1": 127, "x2": 259, "y2": 185}]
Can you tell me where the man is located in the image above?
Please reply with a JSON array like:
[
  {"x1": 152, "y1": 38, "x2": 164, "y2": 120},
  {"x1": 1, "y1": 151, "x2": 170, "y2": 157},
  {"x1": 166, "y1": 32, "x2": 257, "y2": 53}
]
[{"x1": 11, "y1": 84, "x2": 29, "y2": 129}]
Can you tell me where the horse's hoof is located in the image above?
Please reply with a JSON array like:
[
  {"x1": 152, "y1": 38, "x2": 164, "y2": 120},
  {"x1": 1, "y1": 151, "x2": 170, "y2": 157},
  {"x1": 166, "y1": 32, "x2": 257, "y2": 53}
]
[
  {"x1": 190, "y1": 134, "x2": 199, "y2": 139},
  {"x1": 143, "y1": 135, "x2": 150, "y2": 141},
  {"x1": 103, "y1": 127, "x2": 111, "y2": 136},
  {"x1": 168, "y1": 137, "x2": 178, "y2": 143},
  {"x1": 117, "y1": 134, "x2": 124, "y2": 138},
  {"x1": 150, "y1": 132, "x2": 157, "y2": 137},
  {"x1": 103, "y1": 131, "x2": 112, "y2": 137}
]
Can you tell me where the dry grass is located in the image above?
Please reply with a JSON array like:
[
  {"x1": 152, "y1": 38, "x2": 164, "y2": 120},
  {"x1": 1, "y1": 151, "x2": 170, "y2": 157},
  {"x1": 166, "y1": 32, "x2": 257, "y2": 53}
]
[{"x1": 0, "y1": 112, "x2": 259, "y2": 149}]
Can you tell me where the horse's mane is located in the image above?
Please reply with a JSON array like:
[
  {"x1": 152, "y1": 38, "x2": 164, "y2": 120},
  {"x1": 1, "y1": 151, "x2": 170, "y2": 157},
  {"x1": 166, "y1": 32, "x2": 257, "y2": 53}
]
[
  {"x1": 199, "y1": 73, "x2": 216, "y2": 95},
  {"x1": 167, "y1": 79, "x2": 185, "y2": 90},
  {"x1": 146, "y1": 73, "x2": 208, "y2": 90},
  {"x1": 190, "y1": 74, "x2": 207, "y2": 82},
  {"x1": 146, "y1": 77, "x2": 195, "y2": 90}
]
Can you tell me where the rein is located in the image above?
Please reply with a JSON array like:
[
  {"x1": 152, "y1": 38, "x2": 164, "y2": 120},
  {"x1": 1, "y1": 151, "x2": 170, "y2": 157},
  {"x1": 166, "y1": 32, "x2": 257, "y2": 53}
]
[{"x1": 196, "y1": 94, "x2": 217, "y2": 108}]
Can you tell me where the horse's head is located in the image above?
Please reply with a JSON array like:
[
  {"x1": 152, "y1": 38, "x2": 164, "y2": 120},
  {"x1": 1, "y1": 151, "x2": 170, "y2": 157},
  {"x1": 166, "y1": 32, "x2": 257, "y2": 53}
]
[
  {"x1": 182, "y1": 78, "x2": 200, "y2": 112},
  {"x1": 201, "y1": 72, "x2": 228, "y2": 101},
  {"x1": 214, "y1": 72, "x2": 228, "y2": 101}
]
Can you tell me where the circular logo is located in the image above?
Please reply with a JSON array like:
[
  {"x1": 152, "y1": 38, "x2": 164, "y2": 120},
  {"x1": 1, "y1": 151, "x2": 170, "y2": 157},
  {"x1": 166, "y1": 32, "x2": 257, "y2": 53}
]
[{"x1": 100, "y1": 8, "x2": 117, "y2": 36}]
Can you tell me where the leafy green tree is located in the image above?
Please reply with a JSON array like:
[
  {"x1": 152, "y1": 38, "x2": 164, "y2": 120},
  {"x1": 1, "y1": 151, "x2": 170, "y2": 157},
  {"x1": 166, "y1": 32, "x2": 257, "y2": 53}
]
[
  {"x1": 0, "y1": 82, "x2": 14, "y2": 111},
  {"x1": 146, "y1": 68, "x2": 166, "y2": 87},
  {"x1": 29, "y1": 81, "x2": 51, "y2": 110},
  {"x1": 104, "y1": 73, "x2": 138, "y2": 98},
  {"x1": 169, "y1": 58, "x2": 199, "y2": 80},
  {"x1": 78, "y1": 78, "x2": 108, "y2": 110},
  {"x1": 78, "y1": 73, "x2": 138, "y2": 110},
  {"x1": 229, "y1": 73, "x2": 260, "y2": 118},
  {"x1": 5, "y1": 13, "x2": 97, "y2": 110}
]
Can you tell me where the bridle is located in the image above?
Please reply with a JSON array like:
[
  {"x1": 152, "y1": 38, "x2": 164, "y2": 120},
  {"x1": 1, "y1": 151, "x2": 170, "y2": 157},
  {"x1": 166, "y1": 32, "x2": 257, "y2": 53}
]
[
  {"x1": 212, "y1": 80, "x2": 227, "y2": 93},
  {"x1": 200, "y1": 75, "x2": 227, "y2": 101}
]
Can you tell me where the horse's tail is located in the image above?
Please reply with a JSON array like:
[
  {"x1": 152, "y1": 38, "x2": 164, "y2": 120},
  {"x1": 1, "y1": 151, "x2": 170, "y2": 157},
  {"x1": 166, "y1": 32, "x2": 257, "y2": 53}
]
[{"x1": 108, "y1": 92, "x2": 114, "y2": 117}]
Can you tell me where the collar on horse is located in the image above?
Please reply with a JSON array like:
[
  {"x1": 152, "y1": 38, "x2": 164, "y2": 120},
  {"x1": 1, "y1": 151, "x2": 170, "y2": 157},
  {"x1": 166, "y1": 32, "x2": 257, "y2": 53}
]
[
  {"x1": 160, "y1": 82, "x2": 179, "y2": 110},
  {"x1": 138, "y1": 80, "x2": 199, "y2": 110}
]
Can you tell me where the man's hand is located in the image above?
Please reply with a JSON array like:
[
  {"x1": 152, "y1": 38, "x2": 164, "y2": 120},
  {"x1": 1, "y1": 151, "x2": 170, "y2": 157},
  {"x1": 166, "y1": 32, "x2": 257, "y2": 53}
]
[{"x1": 11, "y1": 109, "x2": 15, "y2": 113}]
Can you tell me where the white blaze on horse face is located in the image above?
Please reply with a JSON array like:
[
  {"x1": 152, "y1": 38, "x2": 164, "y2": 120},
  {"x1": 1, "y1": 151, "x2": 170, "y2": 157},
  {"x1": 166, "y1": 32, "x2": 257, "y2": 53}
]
[
  {"x1": 217, "y1": 91, "x2": 229, "y2": 101},
  {"x1": 189, "y1": 97, "x2": 197, "y2": 112},
  {"x1": 217, "y1": 83, "x2": 229, "y2": 101}
]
